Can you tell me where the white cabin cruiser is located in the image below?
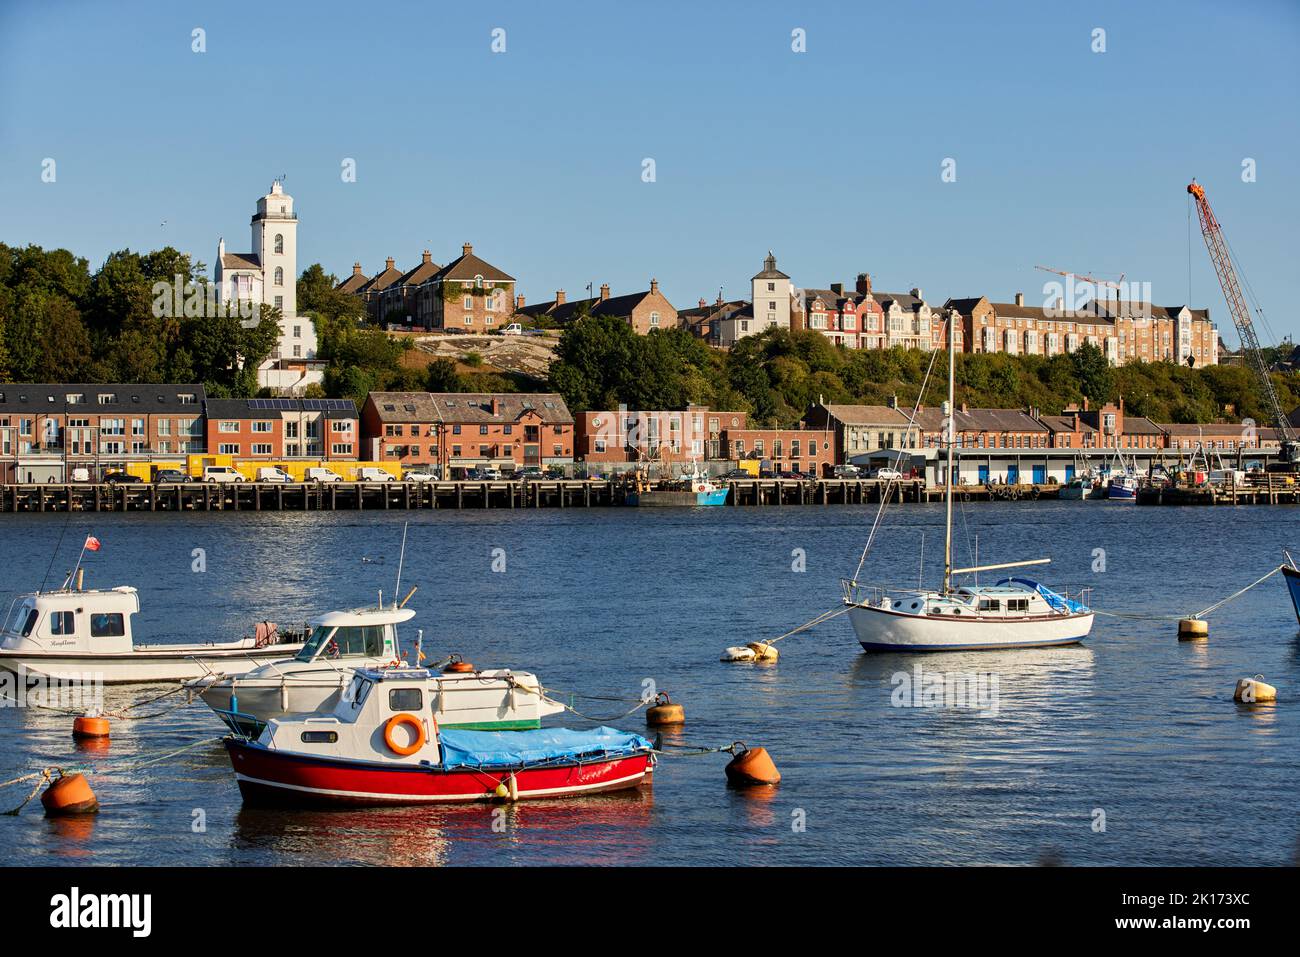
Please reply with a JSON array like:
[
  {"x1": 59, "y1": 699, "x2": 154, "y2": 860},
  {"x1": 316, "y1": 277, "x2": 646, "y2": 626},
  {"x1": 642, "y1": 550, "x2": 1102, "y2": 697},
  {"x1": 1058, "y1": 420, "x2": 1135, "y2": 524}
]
[
  {"x1": 843, "y1": 309, "x2": 1095, "y2": 652},
  {"x1": 190, "y1": 604, "x2": 565, "y2": 736},
  {"x1": 0, "y1": 584, "x2": 305, "y2": 684}
]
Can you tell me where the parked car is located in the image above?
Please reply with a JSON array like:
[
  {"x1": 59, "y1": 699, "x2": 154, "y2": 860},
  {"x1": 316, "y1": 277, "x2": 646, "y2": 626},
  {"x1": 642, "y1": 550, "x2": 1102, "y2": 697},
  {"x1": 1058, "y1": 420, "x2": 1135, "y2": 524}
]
[
  {"x1": 871, "y1": 467, "x2": 903, "y2": 480},
  {"x1": 513, "y1": 467, "x2": 544, "y2": 481},
  {"x1": 500, "y1": 323, "x2": 524, "y2": 336},
  {"x1": 403, "y1": 469, "x2": 439, "y2": 482},
  {"x1": 832, "y1": 465, "x2": 862, "y2": 479},
  {"x1": 465, "y1": 467, "x2": 502, "y2": 481},
  {"x1": 152, "y1": 469, "x2": 189, "y2": 484},
  {"x1": 779, "y1": 469, "x2": 813, "y2": 480},
  {"x1": 203, "y1": 466, "x2": 245, "y2": 484},
  {"x1": 304, "y1": 467, "x2": 343, "y2": 483},
  {"x1": 255, "y1": 467, "x2": 293, "y2": 483},
  {"x1": 720, "y1": 468, "x2": 752, "y2": 480},
  {"x1": 104, "y1": 471, "x2": 142, "y2": 484}
]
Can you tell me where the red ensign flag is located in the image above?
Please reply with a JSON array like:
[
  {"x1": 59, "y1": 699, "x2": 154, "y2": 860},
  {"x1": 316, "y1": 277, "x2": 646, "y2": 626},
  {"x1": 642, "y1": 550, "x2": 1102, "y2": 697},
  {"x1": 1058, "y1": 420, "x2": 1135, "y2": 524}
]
[{"x1": 84, "y1": 535, "x2": 102, "y2": 552}]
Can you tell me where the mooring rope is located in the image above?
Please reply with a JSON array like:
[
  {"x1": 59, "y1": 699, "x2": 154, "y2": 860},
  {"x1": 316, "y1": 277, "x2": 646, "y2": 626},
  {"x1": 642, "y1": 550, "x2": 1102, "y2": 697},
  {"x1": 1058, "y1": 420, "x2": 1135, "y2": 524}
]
[{"x1": 1092, "y1": 564, "x2": 1284, "y2": 623}]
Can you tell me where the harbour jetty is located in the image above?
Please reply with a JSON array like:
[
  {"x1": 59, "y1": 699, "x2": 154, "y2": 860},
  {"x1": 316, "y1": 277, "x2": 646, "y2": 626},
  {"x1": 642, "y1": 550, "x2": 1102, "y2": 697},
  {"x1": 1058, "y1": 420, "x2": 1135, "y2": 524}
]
[{"x1": 2, "y1": 475, "x2": 1295, "y2": 513}]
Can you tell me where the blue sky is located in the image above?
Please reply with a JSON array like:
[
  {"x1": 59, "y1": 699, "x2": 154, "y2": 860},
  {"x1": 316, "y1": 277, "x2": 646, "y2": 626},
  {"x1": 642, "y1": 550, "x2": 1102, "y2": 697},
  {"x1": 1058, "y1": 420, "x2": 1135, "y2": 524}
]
[{"x1": 2, "y1": 0, "x2": 1297, "y2": 344}]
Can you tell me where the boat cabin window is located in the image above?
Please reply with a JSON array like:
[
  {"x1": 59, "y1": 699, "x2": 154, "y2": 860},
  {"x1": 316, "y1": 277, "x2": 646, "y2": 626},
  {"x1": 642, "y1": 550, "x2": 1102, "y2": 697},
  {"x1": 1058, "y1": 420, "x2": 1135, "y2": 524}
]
[
  {"x1": 90, "y1": 613, "x2": 125, "y2": 638},
  {"x1": 297, "y1": 624, "x2": 387, "y2": 661},
  {"x1": 1007, "y1": 598, "x2": 1030, "y2": 613},
  {"x1": 343, "y1": 675, "x2": 372, "y2": 710},
  {"x1": 19, "y1": 607, "x2": 38, "y2": 638},
  {"x1": 389, "y1": 687, "x2": 422, "y2": 712},
  {"x1": 49, "y1": 611, "x2": 75, "y2": 635},
  {"x1": 300, "y1": 731, "x2": 338, "y2": 743},
  {"x1": 978, "y1": 599, "x2": 1001, "y2": 612}
]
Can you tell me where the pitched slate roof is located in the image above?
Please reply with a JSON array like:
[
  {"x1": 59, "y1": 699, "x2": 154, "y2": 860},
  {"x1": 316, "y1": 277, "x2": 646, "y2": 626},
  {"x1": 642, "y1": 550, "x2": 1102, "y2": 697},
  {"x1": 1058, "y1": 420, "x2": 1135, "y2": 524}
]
[
  {"x1": 335, "y1": 268, "x2": 370, "y2": 294},
  {"x1": 0, "y1": 384, "x2": 205, "y2": 414},
  {"x1": 222, "y1": 252, "x2": 260, "y2": 271},
  {"x1": 1037, "y1": 414, "x2": 1098, "y2": 434},
  {"x1": 434, "y1": 251, "x2": 515, "y2": 284},
  {"x1": 819, "y1": 404, "x2": 914, "y2": 427},
  {"x1": 367, "y1": 392, "x2": 572, "y2": 425},
  {"x1": 360, "y1": 260, "x2": 406, "y2": 294},
  {"x1": 205, "y1": 397, "x2": 358, "y2": 420}
]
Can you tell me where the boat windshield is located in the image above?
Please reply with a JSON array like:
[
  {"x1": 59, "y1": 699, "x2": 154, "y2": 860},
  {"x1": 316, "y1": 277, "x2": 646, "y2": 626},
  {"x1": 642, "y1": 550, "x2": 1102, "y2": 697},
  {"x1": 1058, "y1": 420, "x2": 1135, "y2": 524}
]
[{"x1": 295, "y1": 624, "x2": 387, "y2": 662}]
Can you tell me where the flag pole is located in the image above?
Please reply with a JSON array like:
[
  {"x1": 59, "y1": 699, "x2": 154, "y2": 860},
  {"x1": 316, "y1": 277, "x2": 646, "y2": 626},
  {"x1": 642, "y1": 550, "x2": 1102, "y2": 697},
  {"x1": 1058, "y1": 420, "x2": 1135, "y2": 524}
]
[{"x1": 71, "y1": 535, "x2": 92, "y2": 581}]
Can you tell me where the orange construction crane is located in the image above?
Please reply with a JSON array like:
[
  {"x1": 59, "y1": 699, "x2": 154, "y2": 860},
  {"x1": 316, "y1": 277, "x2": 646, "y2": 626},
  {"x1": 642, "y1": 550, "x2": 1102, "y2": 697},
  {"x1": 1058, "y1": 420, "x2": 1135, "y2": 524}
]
[{"x1": 1187, "y1": 180, "x2": 1297, "y2": 464}]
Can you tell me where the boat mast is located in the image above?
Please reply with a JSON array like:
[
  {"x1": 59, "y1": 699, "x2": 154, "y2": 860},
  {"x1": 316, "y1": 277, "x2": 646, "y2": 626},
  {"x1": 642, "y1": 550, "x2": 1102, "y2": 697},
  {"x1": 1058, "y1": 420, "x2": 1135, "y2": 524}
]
[{"x1": 943, "y1": 310, "x2": 956, "y2": 595}]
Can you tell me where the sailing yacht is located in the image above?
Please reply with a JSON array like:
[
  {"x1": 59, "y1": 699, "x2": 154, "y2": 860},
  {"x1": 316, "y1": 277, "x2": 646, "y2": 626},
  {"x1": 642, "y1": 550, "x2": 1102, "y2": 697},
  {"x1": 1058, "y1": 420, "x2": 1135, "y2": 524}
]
[{"x1": 843, "y1": 313, "x2": 1095, "y2": 652}]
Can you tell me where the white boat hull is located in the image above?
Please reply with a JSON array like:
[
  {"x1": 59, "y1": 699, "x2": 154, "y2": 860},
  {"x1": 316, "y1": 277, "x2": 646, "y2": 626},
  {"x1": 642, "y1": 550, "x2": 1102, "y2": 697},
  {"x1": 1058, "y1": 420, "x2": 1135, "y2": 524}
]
[
  {"x1": 0, "y1": 644, "x2": 303, "y2": 684},
  {"x1": 848, "y1": 603, "x2": 1093, "y2": 652},
  {"x1": 199, "y1": 668, "x2": 565, "y2": 731}
]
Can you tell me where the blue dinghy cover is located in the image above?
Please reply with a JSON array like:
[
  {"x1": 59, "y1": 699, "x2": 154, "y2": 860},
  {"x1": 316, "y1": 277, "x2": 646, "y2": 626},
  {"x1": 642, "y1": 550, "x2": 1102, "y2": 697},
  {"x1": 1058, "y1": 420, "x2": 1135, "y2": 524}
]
[{"x1": 437, "y1": 726, "x2": 653, "y2": 769}]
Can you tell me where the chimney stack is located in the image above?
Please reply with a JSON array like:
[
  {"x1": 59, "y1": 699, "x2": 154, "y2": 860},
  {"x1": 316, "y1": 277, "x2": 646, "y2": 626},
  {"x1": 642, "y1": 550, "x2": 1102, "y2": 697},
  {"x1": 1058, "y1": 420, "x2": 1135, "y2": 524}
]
[
  {"x1": 911, "y1": 287, "x2": 924, "y2": 301},
  {"x1": 556, "y1": 289, "x2": 566, "y2": 305},
  {"x1": 600, "y1": 283, "x2": 610, "y2": 302},
  {"x1": 856, "y1": 272, "x2": 872, "y2": 294},
  {"x1": 650, "y1": 278, "x2": 659, "y2": 295},
  {"x1": 421, "y1": 249, "x2": 431, "y2": 264},
  {"x1": 352, "y1": 262, "x2": 362, "y2": 276},
  {"x1": 385, "y1": 257, "x2": 395, "y2": 271},
  {"x1": 831, "y1": 282, "x2": 843, "y2": 296},
  {"x1": 516, "y1": 293, "x2": 525, "y2": 310},
  {"x1": 1015, "y1": 292, "x2": 1024, "y2": 307},
  {"x1": 462, "y1": 242, "x2": 473, "y2": 257},
  {"x1": 716, "y1": 291, "x2": 724, "y2": 306},
  {"x1": 699, "y1": 298, "x2": 707, "y2": 309}
]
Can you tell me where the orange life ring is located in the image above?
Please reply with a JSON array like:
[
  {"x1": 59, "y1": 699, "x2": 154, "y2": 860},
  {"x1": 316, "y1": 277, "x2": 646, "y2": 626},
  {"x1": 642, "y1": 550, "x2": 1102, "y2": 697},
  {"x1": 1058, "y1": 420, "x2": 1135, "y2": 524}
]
[{"x1": 383, "y1": 713, "x2": 426, "y2": 755}]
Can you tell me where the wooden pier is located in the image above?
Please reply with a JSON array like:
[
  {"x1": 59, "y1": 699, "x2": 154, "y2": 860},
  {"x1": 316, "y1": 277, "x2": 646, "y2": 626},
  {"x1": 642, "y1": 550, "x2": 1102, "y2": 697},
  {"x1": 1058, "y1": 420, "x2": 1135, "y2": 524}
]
[{"x1": 1, "y1": 475, "x2": 1291, "y2": 514}]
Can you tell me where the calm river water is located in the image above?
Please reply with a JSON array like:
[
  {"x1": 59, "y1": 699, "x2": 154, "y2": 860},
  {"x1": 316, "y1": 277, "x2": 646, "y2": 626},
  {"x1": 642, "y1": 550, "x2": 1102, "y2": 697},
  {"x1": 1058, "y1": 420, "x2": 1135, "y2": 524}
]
[{"x1": 1, "y1": 501, "x2": 1296, "y2": 866}]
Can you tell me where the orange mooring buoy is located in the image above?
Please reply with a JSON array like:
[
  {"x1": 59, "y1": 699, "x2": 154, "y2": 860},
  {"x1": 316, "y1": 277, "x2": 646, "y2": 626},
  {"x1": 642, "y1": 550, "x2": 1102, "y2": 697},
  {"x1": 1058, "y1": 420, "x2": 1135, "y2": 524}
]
[
  {"x1": 646, "y1": 693, "x2": 685, "y2": 727},
  {"x1": 725, "y1": 744, "x2": 781, "y2": 786},
  {"x1": 72, "y1": 715, "x2": 110, "y2": 740},
  {"x1": 40, "y1": 772, "x2": 99, "y2": 816},
  {"x1": 444, "y1": 656, "x2": 475, "y2": 674}
]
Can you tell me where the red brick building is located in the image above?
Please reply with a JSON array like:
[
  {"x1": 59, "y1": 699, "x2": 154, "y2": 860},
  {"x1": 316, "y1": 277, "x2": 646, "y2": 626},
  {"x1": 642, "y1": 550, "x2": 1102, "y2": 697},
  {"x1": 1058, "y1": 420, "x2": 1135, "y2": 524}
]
[
  {"x1": 362, "y1": 392, "x2": 574, "y2": 474},
  {"x1": 575, "y1": 406, "x2": 746, "y2": 464},
  {"x1": 723, "y1": 427, "x2": 836, "y2": 475},
  {"x1": 203, "y1": 398, "x2": 360, "y2": 460}
]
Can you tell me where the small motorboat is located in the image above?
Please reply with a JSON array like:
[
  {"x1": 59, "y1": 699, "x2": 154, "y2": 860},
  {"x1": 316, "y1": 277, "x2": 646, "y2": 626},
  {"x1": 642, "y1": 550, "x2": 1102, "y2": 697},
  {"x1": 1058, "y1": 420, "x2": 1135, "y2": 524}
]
[
  {"x1": 1107, "y1": 473, "x2": 1138, "y2": 500},
  {"x1": 224, "y1": 666, "x2": 655, "y2": 806},
  {"x1": 0, "y1": 581, "x2": 304, "y2": 684},
  {"x1": 189, "y1": 604, "x2": 564, "y2": 736}
]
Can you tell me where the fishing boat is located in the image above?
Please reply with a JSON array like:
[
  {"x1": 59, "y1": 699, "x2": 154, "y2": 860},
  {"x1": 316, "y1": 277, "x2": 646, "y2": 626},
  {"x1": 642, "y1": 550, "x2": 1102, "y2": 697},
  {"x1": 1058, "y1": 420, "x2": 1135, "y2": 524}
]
[
  {"x1": 189, "y1": 604, "x2": 564, "y2": 736},
  {"x1": 1058, "y1": 475, "x2": 1091, "y2": 500},
  {"x1": 626, "y1": 464, "x2": 729, "y2": 507},
  {"x1": 0, "y1": 580, "x2": 304, "y2": 684},
  {"x1": 1284, "y1": 552, "x2": 1300, "y2": 626},
  {"x1": 224, "y1": 666, "x2": 654, "y2": 806},
  {"x1": 842, "y1": 311, "x2": 1095, "y2": 652}
]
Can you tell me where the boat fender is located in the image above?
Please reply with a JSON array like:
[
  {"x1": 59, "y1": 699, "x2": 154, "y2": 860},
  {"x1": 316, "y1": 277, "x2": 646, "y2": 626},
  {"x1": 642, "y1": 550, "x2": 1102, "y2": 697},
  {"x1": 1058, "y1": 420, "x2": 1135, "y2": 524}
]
[
  {"x1": 724, "y1": 744, "x2": 781, "y2": 787},
  {"x1": 746, "y1": 641, "x2": 779, "y2": 663},
  {"x1": 1234, "y1": 675, "x2": 1277, "y2": 704},
  {"x1": 646, "y1": 693, "x2": 685, "y2": 726},
  {"x1": 383, "y1": 713, "x2": 427, "y2": 756},
  {"x1": 1177, "y1": 618, "x2": 1209, "y2": 641},
  {"x1": 41, "y1": 772, "x2": 99, "y2": 816},
  {"x1": 72, "y1": 715, "x2": 110, "y2": 740},
  {"x1": 721, "y1": 645, "x2": 757, "y2": 662}
]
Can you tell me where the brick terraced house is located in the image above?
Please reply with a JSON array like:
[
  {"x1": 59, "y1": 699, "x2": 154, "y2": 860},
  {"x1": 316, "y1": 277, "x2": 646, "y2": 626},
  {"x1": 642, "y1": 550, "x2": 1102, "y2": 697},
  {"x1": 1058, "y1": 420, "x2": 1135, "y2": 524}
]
[
  {"x1": 0, "y1": 384, "x2": 206, "y2": 483},
  {"x1": 203, "y1": 397, "x2": 360, "y2": 460},
  {"x1": 362, "y1": 392, "x2": 574, "y2": 475}
]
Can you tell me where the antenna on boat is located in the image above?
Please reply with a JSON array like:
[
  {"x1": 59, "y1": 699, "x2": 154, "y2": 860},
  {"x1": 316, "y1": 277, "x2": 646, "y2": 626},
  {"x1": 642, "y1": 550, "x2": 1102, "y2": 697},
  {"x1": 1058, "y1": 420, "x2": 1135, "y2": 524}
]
[{"x1": 394, "y1": 521, "x2": 409, "y2": 610}]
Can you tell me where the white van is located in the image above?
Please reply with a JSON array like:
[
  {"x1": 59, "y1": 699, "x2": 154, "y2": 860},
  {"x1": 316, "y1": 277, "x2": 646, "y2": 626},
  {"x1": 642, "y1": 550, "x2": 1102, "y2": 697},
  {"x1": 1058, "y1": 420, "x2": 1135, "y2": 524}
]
[
  {"x1": 305, "y1": 467, "x2": 342, "y2": 483},
  {"x1": 356, "y1": 467, "x2": 394, "y2": 482},
  {"x1": 501, "y1": 323, "x2": 524, "y2": 335},
  {"x1": 203, "y1": 466, "x2": 245, "y2": 484},
  {"x1": 255, "y1": 467, "x2": 293, "y2": 483}
]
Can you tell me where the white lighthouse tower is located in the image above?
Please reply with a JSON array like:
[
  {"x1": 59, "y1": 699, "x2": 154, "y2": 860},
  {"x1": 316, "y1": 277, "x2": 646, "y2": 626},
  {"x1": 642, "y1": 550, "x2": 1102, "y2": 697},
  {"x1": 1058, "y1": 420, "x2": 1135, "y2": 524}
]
[{"x1": 215, "y1": 180, "x2": 322, "y2": 391}]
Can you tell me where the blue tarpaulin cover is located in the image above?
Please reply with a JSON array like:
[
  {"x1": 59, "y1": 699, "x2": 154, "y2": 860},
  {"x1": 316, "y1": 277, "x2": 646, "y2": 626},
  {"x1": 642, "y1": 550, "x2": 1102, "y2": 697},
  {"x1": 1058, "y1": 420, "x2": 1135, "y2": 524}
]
[
  {"x1": 997, "y1": 578, "x2": 1091, "y2": 614},
  {"x1": 437, "y1": 726, "x2": 652, "y2": 769}
]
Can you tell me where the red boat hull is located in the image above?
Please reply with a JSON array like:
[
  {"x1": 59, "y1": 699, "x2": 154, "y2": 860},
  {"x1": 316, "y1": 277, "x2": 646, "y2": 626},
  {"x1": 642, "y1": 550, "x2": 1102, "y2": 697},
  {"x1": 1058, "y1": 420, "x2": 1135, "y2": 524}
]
[{"x1": 225, "y1": 738, "x2": 652, "y2": 807}]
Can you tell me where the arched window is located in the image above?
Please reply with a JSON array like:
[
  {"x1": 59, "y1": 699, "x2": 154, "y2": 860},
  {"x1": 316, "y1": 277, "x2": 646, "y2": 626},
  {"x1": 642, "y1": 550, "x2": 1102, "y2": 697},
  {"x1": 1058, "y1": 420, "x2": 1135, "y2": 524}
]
[
  {"x1": 274, "y1": 234, "x2": 284, "y2": 254},
  {"x1": 274, "y1": 267, "x2": 284, "y2": 286}
]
